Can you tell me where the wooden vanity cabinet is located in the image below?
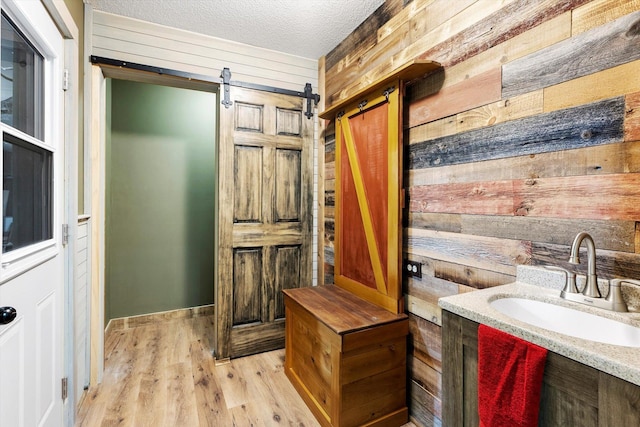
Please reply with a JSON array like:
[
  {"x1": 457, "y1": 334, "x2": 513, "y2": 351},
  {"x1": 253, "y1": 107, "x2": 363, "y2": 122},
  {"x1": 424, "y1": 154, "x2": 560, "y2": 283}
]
[
  {"x1": 284, "y1": 285, "x2": 409, "y2": 427},
  {"x1": 442, "y1": 310, "x2": 640, "y2": 427}
]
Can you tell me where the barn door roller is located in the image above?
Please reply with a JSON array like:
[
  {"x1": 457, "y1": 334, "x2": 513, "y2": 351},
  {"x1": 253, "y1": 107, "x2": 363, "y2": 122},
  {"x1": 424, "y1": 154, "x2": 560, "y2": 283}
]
[
  {"x1": 302, "y1": 83, "x2": 321, "y2": 119},
  {"x1": 220, "y1": 67, "x2": 233, "y2": 108},
  {"x1": 220, "y1": 67, "x2": 320, "y2": 119}
]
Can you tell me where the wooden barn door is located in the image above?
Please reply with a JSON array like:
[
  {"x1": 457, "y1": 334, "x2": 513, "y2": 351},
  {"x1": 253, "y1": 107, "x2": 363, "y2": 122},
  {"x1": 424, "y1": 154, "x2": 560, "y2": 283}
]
[
  {"x1": 334, "y1": 81, "x2": 404, "y2": 314},
  {"x1": 216, "y1": 86, "x2": 313, "y2": 359}
]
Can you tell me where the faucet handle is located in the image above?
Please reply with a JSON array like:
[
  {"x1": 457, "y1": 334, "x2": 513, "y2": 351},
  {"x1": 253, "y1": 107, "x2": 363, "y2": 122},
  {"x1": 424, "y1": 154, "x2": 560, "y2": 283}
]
[
  {"x1": 606, "y1": 278, "x2": 639, "y2": 313},
  {"x1": 610, "y1": 278, "x2": 640, "y2": 288},
  {"x1": 544, "y1": 265, "x2": 579, "y2": 295}
]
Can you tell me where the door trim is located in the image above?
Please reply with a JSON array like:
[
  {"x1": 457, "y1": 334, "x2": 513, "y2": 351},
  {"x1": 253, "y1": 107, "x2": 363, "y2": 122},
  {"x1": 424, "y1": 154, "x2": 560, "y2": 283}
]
[{"x1": 86, "y1": 64, "x2": 220, "y2": 384}]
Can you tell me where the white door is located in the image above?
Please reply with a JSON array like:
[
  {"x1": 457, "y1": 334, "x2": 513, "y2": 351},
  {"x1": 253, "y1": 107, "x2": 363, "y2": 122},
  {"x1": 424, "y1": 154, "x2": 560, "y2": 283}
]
[{"x1": 0, "y1": 1, "x2": 65, "y2": 426}]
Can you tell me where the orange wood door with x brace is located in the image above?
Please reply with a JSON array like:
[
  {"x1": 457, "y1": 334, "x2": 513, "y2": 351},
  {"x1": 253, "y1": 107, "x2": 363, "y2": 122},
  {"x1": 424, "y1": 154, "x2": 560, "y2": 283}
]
[{"x1": 334, "y1": 81, "x2": 404, "y2": 314}]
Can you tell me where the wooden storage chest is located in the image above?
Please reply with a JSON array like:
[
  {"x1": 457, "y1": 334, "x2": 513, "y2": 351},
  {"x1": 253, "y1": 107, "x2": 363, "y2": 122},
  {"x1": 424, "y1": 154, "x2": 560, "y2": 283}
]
[{"x1": 283, "y1": 285, "x2": 409, "y2": 427}]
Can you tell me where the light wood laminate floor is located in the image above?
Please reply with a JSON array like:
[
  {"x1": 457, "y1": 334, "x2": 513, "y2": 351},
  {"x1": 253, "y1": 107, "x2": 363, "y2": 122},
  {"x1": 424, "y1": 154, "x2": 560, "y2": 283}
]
[{"x1": 76, "y1": 315, "x2": 417, "y2": 427}]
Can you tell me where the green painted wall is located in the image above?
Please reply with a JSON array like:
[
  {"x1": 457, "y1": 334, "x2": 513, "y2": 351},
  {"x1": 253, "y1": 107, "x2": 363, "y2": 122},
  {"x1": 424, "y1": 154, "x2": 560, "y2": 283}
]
[{"x1": 105, "y1": 79, "x2": 217, "y2": 321}]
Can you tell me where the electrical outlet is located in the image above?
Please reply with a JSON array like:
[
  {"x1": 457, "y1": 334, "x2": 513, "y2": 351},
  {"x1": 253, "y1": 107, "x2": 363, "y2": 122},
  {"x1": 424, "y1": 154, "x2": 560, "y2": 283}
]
[{"x1": 404, "y1": 260, "x2": 422, "y2": 279}]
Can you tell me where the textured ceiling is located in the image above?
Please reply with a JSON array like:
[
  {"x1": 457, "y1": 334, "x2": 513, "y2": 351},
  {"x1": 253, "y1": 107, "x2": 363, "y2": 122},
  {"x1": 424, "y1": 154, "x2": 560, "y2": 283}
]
[{"x1": 86, "y1": 0, "x2": 385, "y2": 59}]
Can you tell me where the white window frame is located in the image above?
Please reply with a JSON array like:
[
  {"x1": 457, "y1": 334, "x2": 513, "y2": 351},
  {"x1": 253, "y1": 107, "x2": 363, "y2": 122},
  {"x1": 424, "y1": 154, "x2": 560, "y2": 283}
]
[{"x1": 0, "y1": 0, "x2": 62, "y2": 283}]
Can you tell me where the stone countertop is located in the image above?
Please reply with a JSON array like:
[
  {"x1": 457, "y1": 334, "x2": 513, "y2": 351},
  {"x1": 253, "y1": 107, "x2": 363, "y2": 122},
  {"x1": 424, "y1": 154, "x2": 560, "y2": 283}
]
[{"x1": 439, "y1": 270, "x2": 640, "y2": 387}]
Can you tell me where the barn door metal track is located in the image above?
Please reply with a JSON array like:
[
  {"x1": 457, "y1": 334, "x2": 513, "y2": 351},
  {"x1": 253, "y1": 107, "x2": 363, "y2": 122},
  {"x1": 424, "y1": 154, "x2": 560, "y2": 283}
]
[{"x1": 90, "y1": 56, "x2": 320, "y2": 119}]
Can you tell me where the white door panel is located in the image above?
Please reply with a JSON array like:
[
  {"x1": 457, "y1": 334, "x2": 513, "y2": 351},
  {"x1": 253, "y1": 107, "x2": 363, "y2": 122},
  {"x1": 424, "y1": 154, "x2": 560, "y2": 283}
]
[
  {"x1": 1, "y1": 265, "x2": 61, "y2": 427},
  {"x1": 0, "y1": 316, "x2": 24, "y2": 427}
]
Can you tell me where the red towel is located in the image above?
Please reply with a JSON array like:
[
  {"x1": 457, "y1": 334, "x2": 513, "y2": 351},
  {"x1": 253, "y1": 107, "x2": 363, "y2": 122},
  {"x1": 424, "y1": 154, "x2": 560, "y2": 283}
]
[{"x1": 478, "y1": 324, "x2": 548, "y2": 427}]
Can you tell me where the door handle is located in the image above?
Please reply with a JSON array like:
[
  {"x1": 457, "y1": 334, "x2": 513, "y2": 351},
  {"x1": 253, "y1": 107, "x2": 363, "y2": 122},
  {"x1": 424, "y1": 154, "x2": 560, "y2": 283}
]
[{"x1": 0, "y1": 306, "x2": 17, "y2": 325}]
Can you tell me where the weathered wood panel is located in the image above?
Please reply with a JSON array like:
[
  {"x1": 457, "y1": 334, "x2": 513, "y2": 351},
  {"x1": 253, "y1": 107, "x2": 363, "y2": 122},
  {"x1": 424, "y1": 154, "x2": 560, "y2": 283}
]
[
  {"x1": 235, "y1": 102, "x2": 263, "y2": 132},
  {"x1": 407, "y1": 213, "x2": 462, "y2": 234},
  {"x1": 325, "y1": 0, "x2": 466, "y2": 106},
  {"x1": 439, "y1": 265, "x2": 514, "y2": 291},
  {"x1": 274, "y1": 246, "x2": 301, "y2": 320},
  {"x1": 599, "y1": 371, "x2": 640, "y2": 427},
  {"x1": 410, "y1": 173, "x2": 640, "y2": 221},
  {"x1": 513, "y1": 173, "x2": 640, "y2": 221},
  {"x1": 231, "y1": 322, "x2": 286, "y2": 357},
  {"x1": 627, "y1": 91, "x2": 640, "y2": 141},
  {"x1": 408, "y1": 355, "x2": 442, "y2": 414},
  {"x1": 231, "y1": 223, "x2": 304, "y2": 248},
  {"x1": 379, "y1": 0, "x2": 434, "y2": 43},
  {"x1": 403, "y1": 249, "x2": 516, "y2": 291},
  {"x1": 324, "y1": 0, "x2": 405, "y2": 71},
  {"x1": 409, "y1": 380, "x2": 442, "y2": 427},
  {"x1": 324, "y1": 192, "x2": 335, "y2": 208},
  {"x1": 407, "y1": 140, "x2": 640, "y2": 186},
  {"x1": 324, "y1": 263, "x2": 334, "y2": 286},
  {"x1": 234, "y1": 146, "x2": 263, "y2": 222},
  {"x1": 417, "y1": 0, "x2": 588, "y2": 68},
  {"x1": 543, "y1": 59, "x2": 640, "y2": 112},
  {"x1": 408, "y1": 89, "x2": 544, "y2": 144},
  {"x1": 327, "y1": 0, "x2": 504, "y2": 106},
  {"x1": 408, "y1": 68, "x2": 502, "y2": 128},
  {"x1": 407, "y1": 114, "x2": 457, "y2": 146},
  {"x1": 408, "y1": 97, "x2": 625, "y2": 169},
  {"x1": 325, "y1": 180, "x2": 335, "y2": 195},
  {"x1": 406, "y1": 228, "x2": 530, "y2": 276},
  {"x1": 407, "y1": 275, "x2": 459, "y2": 306},
  {"x1": 325, "y1": 206, "x2": 335, "y2": 221},
  {"x1": 572, "y1": 0, "x2": 640, "y2": 35},
  {"x1": 531, "y1": 242, "x2": 640, "y2": 280},
  {"x1": 276, "y1": 108, "x2": 302, "y2": 136},
  {"x1": 325, "y1": 22, "x2": 412, "y2": 103},
  {"x1": 503, "y1": 10, "x2": 640, "y2": 98},
  {"x1": 408, "y1": 0, "x2": 519, "y2": 68},
  {"x1": 408, "y1": 313, "x2": 442, "y2": 371},
  {"x1": 406, "y1": 294, "x2": 442, "y2": 326},
  {"x1": 405, "y1": 274, "x2": 459, "y2": 328},
  {"x1": 408, "y1": 212, "x2": 637, "y2": 252},
  {"x1": 409, "y1": 180, "x2": 515, "y2": 216},
  {"x1": 453, "y1": 89, "x2": 543, "y2": 135},
  {"x1": 409, "y1": 0, "x2": 477, "y2": 48},
  {"x1": 232, "y1": 248, "x2": 262, "y2": 325},
  {"x1": 275, "y1": 149, "x2": 301, "y2": 222},
  {"x1": 325, "y1": 160, "x2": 335, "y2": 181},
  {"x1": 411, "y1": 12, "x2": 571, "y2": 98}
]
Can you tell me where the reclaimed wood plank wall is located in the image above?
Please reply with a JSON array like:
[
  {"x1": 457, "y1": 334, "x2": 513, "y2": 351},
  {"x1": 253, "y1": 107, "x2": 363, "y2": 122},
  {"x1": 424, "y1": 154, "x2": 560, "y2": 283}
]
[{"x1": 320, "y1": 1, "x2": 640, "y2": 426}]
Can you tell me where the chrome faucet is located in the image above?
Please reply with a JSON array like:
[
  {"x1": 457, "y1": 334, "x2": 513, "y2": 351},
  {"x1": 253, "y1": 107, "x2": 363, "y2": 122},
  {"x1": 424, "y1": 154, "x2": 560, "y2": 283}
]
[
  {"x1": 549, "y1": 232, "x2": 640, "y2": 312},
  {"x1": 568, "y1": 232, "x2": 600, "y2": 298}
]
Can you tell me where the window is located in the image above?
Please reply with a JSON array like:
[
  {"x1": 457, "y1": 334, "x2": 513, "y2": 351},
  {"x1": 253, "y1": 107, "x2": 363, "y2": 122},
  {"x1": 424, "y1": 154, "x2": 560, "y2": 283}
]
[
  {"x1": 1, "y1": 12, "x2": 44, "y2": 138},
  {"x1": 1, "y1": 11, "x2": 50, "y2": 255},
  {"x1": 3, "y1": 135, "x2": 52, "y2": 252}
]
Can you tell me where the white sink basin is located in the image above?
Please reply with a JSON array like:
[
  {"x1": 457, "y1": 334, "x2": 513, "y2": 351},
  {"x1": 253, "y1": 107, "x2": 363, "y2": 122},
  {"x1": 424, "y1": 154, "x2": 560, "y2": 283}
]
[{"x1": 490, "y1": 297, "x2": 640, "y2": 348}]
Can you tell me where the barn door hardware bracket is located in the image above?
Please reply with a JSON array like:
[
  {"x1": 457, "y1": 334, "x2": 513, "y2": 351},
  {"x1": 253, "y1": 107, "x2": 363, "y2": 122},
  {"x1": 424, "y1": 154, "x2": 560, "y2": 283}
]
[
  {"x1": 221, "y1": 68, "x2": 233, "y2": 108},
  {"x1": 383, "y1": 86, "x2": 395, "y2": 102},
  {"x1": 303, "y1": 83, "x2": 320, "y2": 119}
]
